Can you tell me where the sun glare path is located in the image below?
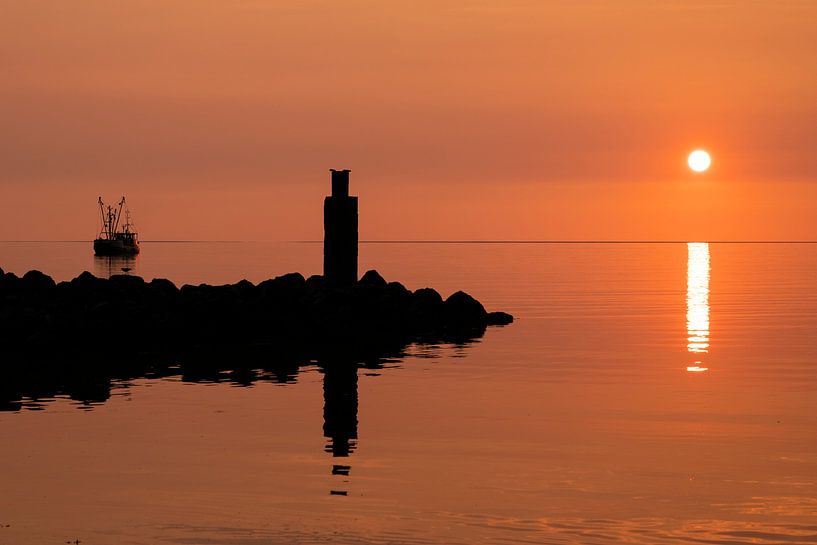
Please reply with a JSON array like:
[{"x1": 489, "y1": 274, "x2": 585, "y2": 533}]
[
  {"x1": 687, "y1": 243, "x2": 711, "y2": 372},
  {"x1": 686, "y1": 365, "x2": 709, "y2": 373}
]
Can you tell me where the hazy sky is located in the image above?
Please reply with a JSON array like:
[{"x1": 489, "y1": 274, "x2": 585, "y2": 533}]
[{"x1": 2, "y1": 1, "x2": 816, "y2": 240}]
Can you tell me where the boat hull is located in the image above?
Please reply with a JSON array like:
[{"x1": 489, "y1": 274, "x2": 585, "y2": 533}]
[{"x1": 93, "y1": 238, "x2": 140, "y2": 256}]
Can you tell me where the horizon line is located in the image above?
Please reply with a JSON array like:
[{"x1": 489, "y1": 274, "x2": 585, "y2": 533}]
[{"x1": 4, "y1": 239, "x2": 817, "y2": 244}]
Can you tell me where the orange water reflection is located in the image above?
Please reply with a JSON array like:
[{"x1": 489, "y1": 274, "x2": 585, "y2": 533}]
[
  {"x1": 686, "y1": 242, "x2": 710, "y2": 372},
  {"x1": 4, "y1": 242, "x2": 817, "y2": 545}
]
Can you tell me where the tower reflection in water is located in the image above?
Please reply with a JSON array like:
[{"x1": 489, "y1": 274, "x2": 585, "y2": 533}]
[
  {"x1": 322, "y1": 363, "x2": 358, "y2": 496},
  {"x1": 686, "y1": 242, "x2": 710, "y2": 372}
]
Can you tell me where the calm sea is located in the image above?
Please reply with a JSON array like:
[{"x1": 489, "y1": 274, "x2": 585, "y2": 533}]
[{"x1": 1, "y1": 241, "x2": 817, "y2": 545}]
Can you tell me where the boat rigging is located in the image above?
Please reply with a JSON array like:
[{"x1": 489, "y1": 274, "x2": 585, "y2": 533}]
[{"x1": 93, "y1": 196, "x2": 140, "y2": 256}]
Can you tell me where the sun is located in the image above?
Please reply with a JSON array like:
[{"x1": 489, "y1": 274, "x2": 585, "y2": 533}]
[{"x1": 688, "y1": 150, "x2": 712, "y2": 173}]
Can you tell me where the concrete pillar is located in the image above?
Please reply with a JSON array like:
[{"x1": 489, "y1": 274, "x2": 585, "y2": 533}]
[{"x1": 323, "y1": 169, "x2": 358, "y2": 285}]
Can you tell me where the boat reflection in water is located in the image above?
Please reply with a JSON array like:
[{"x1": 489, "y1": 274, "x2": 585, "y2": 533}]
[
  {"x1": 93, "y1": 254, "x2": 138, "y2": 279},
  {"x1": 686, "y1": 242, "x2": 710, "y2": 373}
]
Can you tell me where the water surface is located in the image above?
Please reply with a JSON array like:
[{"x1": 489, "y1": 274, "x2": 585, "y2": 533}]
[{"x1": 1, "y1": 242, "x2": 816, "y2": 544}]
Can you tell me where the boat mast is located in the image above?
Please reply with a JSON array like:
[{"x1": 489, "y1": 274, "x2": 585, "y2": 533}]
[
  {"x1": 123, "y1": 209, "x2": 132, "y2": 233},
  {"x1": 98, "y1": 196, "x2": 117, "y2": 239},
  {"x1": 112, "y1": 197, "x2": 125, "y2": 235},
  {"x1": 98, "y1": 197, "x2": 106, "y2": 238},
  {"x1": 97, "y1": 196, "x2": 136, "y2": 240}
]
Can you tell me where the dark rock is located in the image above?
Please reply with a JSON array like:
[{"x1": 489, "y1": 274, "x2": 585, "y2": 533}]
[
  {"x1": 179, "y1": 284, "x2": 198, "y2": 297},
  {"x1": 86, "y1": 300, "x2": 115, "y2": 321},
  {"x1": 386, "y1": 281, "x2": 409, "y2": 296},
  {"x1": 0, "y1": 271, "x2": 19, "y2": 293},
  {"x1": 444, "y1": 291, "x2": 487, "y2": 326},
  {"x1": 109, "y1": 274, "x2": 146, "y2": 288},
  {"x1": 305, "y1": 274, "x2": 326, "y2": 292},
  {"x1": 258, "y1": 273, "x2": 306, "y2": 310},
  {"x1": 487, "y1": 311, "x2": 514, "y2": 325},
  {"x1": 411, "y1": 287, "x2": 444, "y2": 315},
  {"x1": 273, "y1": 272, "x2": 306, "y2": 289},
  {"x1": 0, "y1": 265, "x2": 516, "y2": 410},
  {"x1": 359, "y1": 270, "x2": 387, "y2": 289},
  {"x1": 230, "y1": 279, "x2": 256, "y2": 299},
  {"x1": 71, "y1": 271, "x2": 102, "y2": 290},
  {"x1": 149, "y1": 278, "x2": 178, "y2": 295},
  {"x1": 55, "y1": 281, "x2": 72, "y2": 292},
  {"x1": 412, "y1": 287, "x2": 443, "y2": 306},
  {"x1": 22, "y1": 270, "x2": 56, "y2": 291},
  {"x1": 259, "y1": 272, "x2": 305, "y2": 296},
  {"x1": 383, "y1": 281, "x2": 412, "y2": 308},
  {"x1": 407, "y1": 287, "x2": 444, "y2": 329},
  {"x1": 0, "y1": 268, "x2": 513, "y2": 366}
]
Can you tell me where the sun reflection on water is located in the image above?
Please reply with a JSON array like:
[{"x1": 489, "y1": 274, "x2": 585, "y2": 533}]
[{"x1": 687, "y1": 242, "x2": 710, "y2": 372}]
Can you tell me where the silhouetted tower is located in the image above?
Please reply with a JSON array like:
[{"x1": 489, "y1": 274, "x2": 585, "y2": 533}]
[{"x1": 323, "y1": 169, "x2": 358, "y2": 284}]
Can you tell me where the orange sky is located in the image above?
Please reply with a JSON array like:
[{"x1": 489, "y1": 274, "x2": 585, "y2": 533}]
[{"x1": 2, "y1": 1, "x2": 816, "y2": 241}]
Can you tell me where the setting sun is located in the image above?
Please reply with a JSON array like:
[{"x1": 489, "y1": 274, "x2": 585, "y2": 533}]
[{"x1": 688, "y1": 150, "x2": 712, "y2": 173}]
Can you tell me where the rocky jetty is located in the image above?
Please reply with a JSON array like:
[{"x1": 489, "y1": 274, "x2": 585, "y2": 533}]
[
  {"x1": 0, "y1": 267, "x2": 513, "y2": 410},
  {"x1": 0, "y1": 267, "x2": 512, "y2": 359}
]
